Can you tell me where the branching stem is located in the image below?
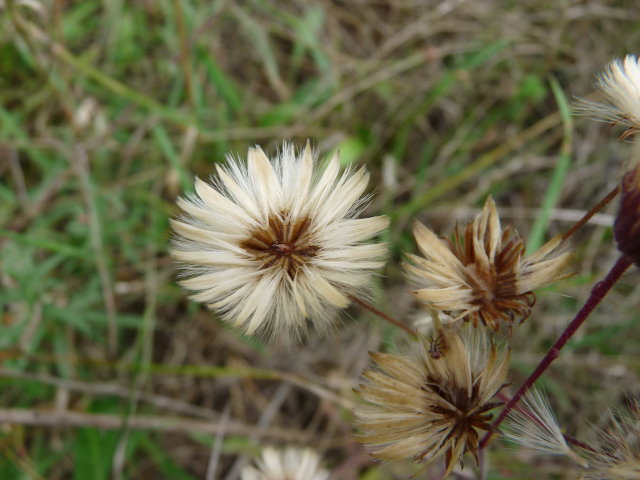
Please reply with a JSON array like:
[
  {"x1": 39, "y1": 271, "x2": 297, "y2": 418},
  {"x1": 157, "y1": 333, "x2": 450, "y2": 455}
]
[{"x1": 480, "y1": 254, "x2": 632, "y2": 449}]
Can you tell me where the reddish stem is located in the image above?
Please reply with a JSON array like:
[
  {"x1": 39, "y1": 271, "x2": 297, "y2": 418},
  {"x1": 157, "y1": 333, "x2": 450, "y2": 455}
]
[
  {"x1": 564, "y1": 433, "x2": 596, "y2": 454},
  {"x1": 561, "y1": 184, "x2": 620, "y2": 242},
  {"x1": 480, "y1": 254, "x2": 632, "y2": 449},
  {"x1": 349, "y1": 295, "x2": 418, "y2": 338}
]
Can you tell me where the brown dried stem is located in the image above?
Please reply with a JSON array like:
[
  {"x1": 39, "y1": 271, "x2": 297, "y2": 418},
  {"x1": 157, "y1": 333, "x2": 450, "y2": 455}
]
[
  {"x1": 349, "y1": 295, "x2": 418, "y2": 337},
  {"x1": 0, "y1": 408, "x2": 313, "y2": 442},
  {"x1": 561, "y1": 184, "x2": 621, "y2": 242}
]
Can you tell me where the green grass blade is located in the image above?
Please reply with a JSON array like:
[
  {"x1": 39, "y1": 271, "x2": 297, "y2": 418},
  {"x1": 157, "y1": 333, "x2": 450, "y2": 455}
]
[
  {"x1": 152, "y1": 125, "x2": 193, "y2": 193},
  {"x1": 526, "y1": 76, "x2": 573, "y2": 253}
]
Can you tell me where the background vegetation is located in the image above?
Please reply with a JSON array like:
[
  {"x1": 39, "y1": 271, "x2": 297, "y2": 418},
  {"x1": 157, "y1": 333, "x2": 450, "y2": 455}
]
[{"x1": 1, "y1": 0, "x2": 640, "y2": 478}]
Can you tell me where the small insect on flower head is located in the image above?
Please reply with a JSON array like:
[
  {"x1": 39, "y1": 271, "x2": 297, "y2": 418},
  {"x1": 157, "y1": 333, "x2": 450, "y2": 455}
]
[
  {"x1": 575, "y1": 55, "x2": 640, "y2": 140},
  {"x1": 170, "y1": 142, "x2": 389, "y2": 341},
  {"x1": 428, "y1": 332, "x2": 447, "y2": 359},
  {"x1": 405, "y1": 196, "x2": 572, "y2": 333},
  {"x1": 241, "y1": 446, "x2": 330, "y2": 480},
  {"x1": 354, "y1": 327, "x2": 509, "y2": 477}
]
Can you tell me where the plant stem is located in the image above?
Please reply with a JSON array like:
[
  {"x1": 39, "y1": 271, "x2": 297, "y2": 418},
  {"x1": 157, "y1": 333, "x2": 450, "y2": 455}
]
[
  {"x1": 480, "y1": 254, "x2": 632, "y2": 449},
  {"x1": 349, "y1": 295, "x2": 418, "y2": 338},
  {"x1": 564, "y1": 434, "x2": 596, "y2": 454},
  {"x1": 561, "y1": 184, "x2": 621, "y2": 242}
]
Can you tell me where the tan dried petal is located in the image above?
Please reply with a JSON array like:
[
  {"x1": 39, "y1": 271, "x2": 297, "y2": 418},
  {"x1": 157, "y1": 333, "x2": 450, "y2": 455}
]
[
  {"x1": 354, "y1": 327, "x2": 509, "y2": 477},
  {"x1": 406, "y1": 197, "x2": 572, "y2": 332}
]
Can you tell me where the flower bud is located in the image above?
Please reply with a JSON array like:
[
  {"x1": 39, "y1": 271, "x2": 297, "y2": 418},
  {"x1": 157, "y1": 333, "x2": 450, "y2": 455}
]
[{"x1": 614, "y1": 164, "x2": 640, "y2": 266}]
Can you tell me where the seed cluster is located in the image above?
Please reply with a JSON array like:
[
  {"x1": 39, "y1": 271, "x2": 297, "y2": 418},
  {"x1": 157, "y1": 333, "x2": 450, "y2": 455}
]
[
  {"x1": 453, "y1": 224, "x2": 536, "y2": 330},
  {"x1": 241, "y1": 213, "x2": 320, "y2": 278},
  {"x1": 423, "y1": 375, "x2": 501, "y2": 465}
]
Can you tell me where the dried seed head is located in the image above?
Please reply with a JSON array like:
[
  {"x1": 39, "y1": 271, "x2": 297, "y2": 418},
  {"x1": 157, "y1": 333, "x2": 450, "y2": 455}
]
[
  {"x1": 575, "y1": 55, "x2": 640, "y2": 140},
  {"x1": 503, "y1": 388, "x2": 585, "y2": 466},
  {"x1": 170, "y1": 143, "x2": 389, "y2": 341},
  {"x1": 579, "y1": 400, "x2": 640, "y2": 480},
  {"x1": 241, "y1": 446, "x2": 330, "y2": 480},
  {"x1": 614, "y1": 164, "x2": 640, "y2": 266},
  {"x1": 239, "y1": 214, "x2": 320, "y2": 279},
  {"x1": 354, "y1": 327, "x2": 509, "y2": 478},
  {"x1": 405, "y1": 197, "x2": 572, "y2": 332}
]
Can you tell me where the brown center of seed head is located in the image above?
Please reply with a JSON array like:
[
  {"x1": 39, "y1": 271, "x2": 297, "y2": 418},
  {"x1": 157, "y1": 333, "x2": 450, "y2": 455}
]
[
  {"x1": 240, "y1": 212, "x2": 320, "y2": 278},
  {"x1": 454, "y1": 224, "x2": 535, "y2": 331},
  {"x1": 422, "y1": 376, "x2": 497, "y2": 464}
]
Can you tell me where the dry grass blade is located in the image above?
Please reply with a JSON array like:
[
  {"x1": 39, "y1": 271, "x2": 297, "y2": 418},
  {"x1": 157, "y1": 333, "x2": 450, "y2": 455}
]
[{"x1": 0, "y1": 408, "x2": 314, "y2": 443}]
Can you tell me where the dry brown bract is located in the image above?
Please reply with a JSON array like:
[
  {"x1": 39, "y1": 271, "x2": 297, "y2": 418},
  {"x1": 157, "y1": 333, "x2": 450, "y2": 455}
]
[
  {"x1": 354, "y1": 328, "x2": 509, "y2": 477},
  {"x1": 405, "y1": 197, "x2": 572, "y2": 332}
]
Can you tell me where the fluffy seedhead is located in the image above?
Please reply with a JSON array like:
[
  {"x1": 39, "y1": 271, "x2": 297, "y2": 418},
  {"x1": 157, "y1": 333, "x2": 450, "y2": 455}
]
[
  {"x1": 241, "y1": 446, "x2": 330, "y2": 480},
  {"x1": 614, "y1": 163, "x2": 640, "y2": 267},
  {"x1": 171, "y1": 143, "x2": 388, "y2": 341},
  {"x1": 405, "y1": 197, "x2": 572, "y2": 333},
  {"x1": 575, "y1": 55, "x2": 640, "y2": 140},
  {"x1": 579, "y1": 400, "x2": 640, "y2": 480},
  {"x1": 354, "y1": 327, "x2": 509, "y2": 478}
]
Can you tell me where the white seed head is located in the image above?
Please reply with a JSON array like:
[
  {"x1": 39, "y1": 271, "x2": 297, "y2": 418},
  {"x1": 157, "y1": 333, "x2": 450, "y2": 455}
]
[
  {"x1": 171, "y1": 143, "x2": 388, "y2": 341},
  {"x1": 241, "y1": 446, "x2": 330, "y2": 480},
  {"x1": 575, "y1": 55, "x2": 640, "y2": 137}
]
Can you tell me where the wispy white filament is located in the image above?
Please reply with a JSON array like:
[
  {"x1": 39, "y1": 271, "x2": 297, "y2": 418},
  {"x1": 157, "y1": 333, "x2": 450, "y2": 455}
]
[
  {"x1": 503, "y1": 388, "x2": 585, "y2": 466},
  {"x1": 576, "y1": 55, "x2": 640, "y2": 131}
]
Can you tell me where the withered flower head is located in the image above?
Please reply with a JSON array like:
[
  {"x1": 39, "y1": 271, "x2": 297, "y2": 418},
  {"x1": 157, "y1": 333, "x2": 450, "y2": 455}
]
[
  {"x1": 405, "y1": 197, "x2": 572, "y2": 332},
  {"x1": 614, "y1": 163, "x2": 640, "y2": 267},
  {"x1": 171, "y1": 143, "x2": 388, "y2": 340},
  {"x1": 580, "y1": 400, "x2": 640, "y2": 480},
  {"x1": 575, "y1": 55, "x2": 640, "y2": 140},
  {"x1": 354, "y1": 327, "x2": 509, "y2": 477},
  {"x1": 241, "y1": 446, "x2": 330, "y2": 480}
]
